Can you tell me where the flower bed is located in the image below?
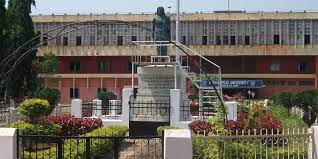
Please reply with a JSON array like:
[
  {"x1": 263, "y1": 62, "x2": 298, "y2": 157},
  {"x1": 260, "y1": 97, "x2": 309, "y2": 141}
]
[{"x1": 41, "y1": 115, "x2": 103, "y2": 136}]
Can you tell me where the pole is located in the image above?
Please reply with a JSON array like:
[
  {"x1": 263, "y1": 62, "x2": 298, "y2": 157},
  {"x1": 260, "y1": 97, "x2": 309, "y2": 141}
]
[
  {"x1": 176, "y1": 0, "x2": 180, "y2": 63},
  {"x1": 174, "y1": 0, "x2": 180, "y2": 90}
]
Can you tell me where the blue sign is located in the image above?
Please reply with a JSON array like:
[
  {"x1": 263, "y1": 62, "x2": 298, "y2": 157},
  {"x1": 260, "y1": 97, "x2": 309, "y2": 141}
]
[{"x1": 196, "y1": 80, "x2": 264, "y2": 89}]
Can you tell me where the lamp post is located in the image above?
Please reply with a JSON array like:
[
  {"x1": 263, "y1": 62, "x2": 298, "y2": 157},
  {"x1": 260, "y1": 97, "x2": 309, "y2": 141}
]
[{"x1": 175, "y1": 0, "x2": 180, "y2": 64}]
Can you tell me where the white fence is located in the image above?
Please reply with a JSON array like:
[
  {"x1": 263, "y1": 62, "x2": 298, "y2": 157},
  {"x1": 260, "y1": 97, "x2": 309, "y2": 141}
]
[
  {"x1": 193, "y1": 128, "x2": 315, "y2": 159},
  {"x1": 292, "y1": 107, "x2": 318, "y2": 126},
  {"x1": 0, "y1": 108, "x2": 23, "y2": 126}
]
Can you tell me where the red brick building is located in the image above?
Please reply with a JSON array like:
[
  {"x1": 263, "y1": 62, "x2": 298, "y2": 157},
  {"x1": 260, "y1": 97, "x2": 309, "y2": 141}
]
[{"x1": 32, "y1": 11, "x2": 318, "y2": 104}]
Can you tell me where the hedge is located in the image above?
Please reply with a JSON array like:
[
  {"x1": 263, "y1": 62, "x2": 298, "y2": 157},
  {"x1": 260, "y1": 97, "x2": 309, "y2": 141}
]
[
  {"x1": 22, "y1": 125, "x2": 129, "y2": 159},
  {"x1": 192, "y1": 134, "x2": 307, "y2": 159},
  {"x1": 10, "y1": 121, "x2": 60, "y2": 135}
]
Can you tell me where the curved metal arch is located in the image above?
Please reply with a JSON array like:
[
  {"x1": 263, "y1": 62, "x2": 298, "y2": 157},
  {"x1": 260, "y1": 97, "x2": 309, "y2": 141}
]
[{"x1": 0, "y1": 20, "x2": 227, "y2": 121}]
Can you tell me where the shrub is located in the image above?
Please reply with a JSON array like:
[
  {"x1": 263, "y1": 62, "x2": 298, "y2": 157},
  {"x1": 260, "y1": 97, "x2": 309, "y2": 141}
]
[
  {"x1": 270, "y1": 92, "x2": 294, "y2": 113},
  {"x1": 293, "y1": 89, "x2": 318, "y2": 126},
  {"x1": 225, "y1": 104, "x2": 282, "y2": 135},
  {"x1": 10, "y1": 121, "x2": 60, "y2": 135},
  {"x1": 269, "y1": 105, "x2": 307, "y2": 129},
  {"x1": 41, "y1": 115, "x2": 103, "y2": 136},
  {"x1": 192, "y1": 134, "x2": 221, "y2": 159},
  {"x1": 98, "y1": 90, "x2": 111, "y2": 107},
  {"x1": 35, "y1": 88, "x2": 61, "y2": 115},
  {"x1": 22, "y1": 125, "x2": 129, "y2": 159},
  {"x1": 188, "y1": 120, "x2": 213, "y2": 135},
  {"x1": 157, "y1": 126, "x2": 179, "y2": 136},
  {"x1": 18, "y1": 99, "x2": 50, "y2": 120}
]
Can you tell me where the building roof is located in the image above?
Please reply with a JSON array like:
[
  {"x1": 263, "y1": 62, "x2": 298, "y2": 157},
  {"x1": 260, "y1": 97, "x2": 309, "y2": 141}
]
[{"x1": 32, "y1": 11, "x2": 318, "y2": 23}]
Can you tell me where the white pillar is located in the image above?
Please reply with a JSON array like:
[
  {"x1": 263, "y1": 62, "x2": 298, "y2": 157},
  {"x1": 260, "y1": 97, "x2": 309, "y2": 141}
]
[
  {"x1": 93, "y1": 99, "x2": 102, "y2": 117},
  {"x1": 225, "y1": 101, "x2": 238, "y2": 121},
  {"x1": 71, "y1": 99, "x2": 82, "y2": 118},
  {"x1": 122, "y1": 88, "x2": 133, "y2": 128},
  {"x1": 0, "y1": 128, "x2": 18, "y2": 159},
  {"x1": 311, "y1": 126, "x2": 318, "y2": 159},
  {"x1": 164, "y1": 129, "x2": 192, "y2": 159},
  {"x1": 170, "y1": 89, "x2": 181, "y2": 127}
]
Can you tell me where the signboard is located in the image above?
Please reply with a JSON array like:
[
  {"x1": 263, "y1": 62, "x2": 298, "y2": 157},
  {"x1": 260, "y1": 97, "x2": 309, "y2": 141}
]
[{"x1": 196, "y1": 80, "x2": 264, "y2": 89}]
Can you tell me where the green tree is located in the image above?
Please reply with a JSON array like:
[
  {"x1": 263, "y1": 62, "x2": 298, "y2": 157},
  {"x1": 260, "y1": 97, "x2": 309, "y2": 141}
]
[
  {"x1": 0, "y1": 0, "x2": 6, "y2": 59},
  {"x1": 293, "y1": 89, "x2": 318, "y2": 126},
  {"x1": 42, "y1": 53, "x2": 58, "y2": 74},
  {"x1": 0, "y1": 0, "x2": 6, "y2": 97},
  {"x1": 271, "y1": 92, "x2": 295, "y2": 114},
  {"x1": 35, "y1": 88, "x2": 61, "y2": 116},
  {"x1": 98, "y1": 90, "x2": 111, "y2": 107},
  {"x1": 6, "y1": 0, "x2": 38, "y2": 98}
]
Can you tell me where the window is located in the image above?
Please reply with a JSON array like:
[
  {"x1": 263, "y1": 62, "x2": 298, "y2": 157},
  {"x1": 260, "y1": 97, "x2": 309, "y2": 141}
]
[
  {"x1": 288, "y1": 81, "x2": 297, "y2": 86},
  {"x1": 145, "y1": 36, "x2": 151, "y2": 41},
  {"x1": 274, "y1": 35, "x2": 280, "y2": 44},
  {"x1": 128, "y1": 61, "x2": 137, "y2": 73},
  {"x1": 305, "y1": 35, "x2": 311, "y2": 45},
  {"x1": 98, "y1": 61, "x2": 111, "y2": 73},
  {"x1": 245, "y1": 36, "x2": 250, "y2": 45},
  {"x1": 223, "y1": 36, "x2": 228, "y2": 45},
  {"x1": 270, "y1": 60, "x2": 280, "y2": 72},
  {"x1": 70, "y1": 61, "x2": 81, "y2": 72},
  {"x1": 63, "y1": 37, "x2": 68, "y2": 46},
  {"x1": 131, "y1": 36, "x2": 137, "y2": 42},
  {"x1": 298, "y1": 61, "x2": 308, "y2": 72},
  {"x1": 103, "y1": 36, "x2": 108, "y2": 46},
  {"x1": 42, "y1": 37, "x2": 48, "y2": 46},
  {"x1": 264, "y1": 81, "x2": 285, "y2": 86},
  {"x1": 216, "y1": 36, "x2": 221, "y2": 45},
  {"x1": 117, "y1": 36, "x2": 123, "y2": 46},
  {"x1": 298, "y1": 81, "x2": 314, "y2": 86},
  {"x1": 76, "y1": 36, "x2": 82, "y2": 46},
  {"x1": 97, "y1": 88, "x2": 107, "y2": 93},
  {"x1": 230, "y1": 36, "x2": 236, "y2": 45},
  {"x1": 202, "y1": 36, "x2": 207, "y2": 45},
  {"x1": 70, "y1": 88, "x2": 79, "y2": 98},
  {"x1": 182, "y1": 36, "x2": 187, "y2": 45},
  {"x1": 90, "y1": 36, "x2": 95, "y2": 46},
  {"x1": 56, "y1": 37, "x2": 61, "y2": 46}
]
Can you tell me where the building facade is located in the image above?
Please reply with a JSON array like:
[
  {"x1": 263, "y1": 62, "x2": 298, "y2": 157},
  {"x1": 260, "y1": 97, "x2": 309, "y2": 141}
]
[{"x1": 32, "y1": 11, "x2": 318, "y2": 104}]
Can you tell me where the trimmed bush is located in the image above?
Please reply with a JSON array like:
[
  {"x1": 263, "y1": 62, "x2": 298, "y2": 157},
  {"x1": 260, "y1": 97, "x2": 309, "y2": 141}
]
[
  {"x1": 22, "y1": 125, "x2": 129, "y2": 159},
  {"x1": 41, "y1": 115, "x2": 103, "y2": 136},
  {"x1": 157, "y1": 126, "x2": 179, "y2": 136},
  {"x1": 189, "y1": 120, "x2": 213, "y2": 135},
  {"x1": 35, "y1": 88, "x2": 61, "y2": 115},
  {"x1": 18, "y1": 99, "x2": 50, "y2": 120},
  {"x1": 225, "y1": 104, "x2": 282, "y2": 135},
  {"x1": 10, "y1": 121, "x2": 60, "y2": 135}
]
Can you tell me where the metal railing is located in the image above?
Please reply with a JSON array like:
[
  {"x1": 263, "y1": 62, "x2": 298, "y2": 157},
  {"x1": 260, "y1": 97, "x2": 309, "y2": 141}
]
[
  {"x1": 82, "y1": 101, "x2": 122, "y2": 119},
  {"x1": 193, "y1": 128, "x2": 312, "y2": 159},
  {"x1": 18, "y1": 134, "x2": 163, "y2": 159},
  {"x1": 129, "y1": 95, "x2": 170, "y2": 122}
]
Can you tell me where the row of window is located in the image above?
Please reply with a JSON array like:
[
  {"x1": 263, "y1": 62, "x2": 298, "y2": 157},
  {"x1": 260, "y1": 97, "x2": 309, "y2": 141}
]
[
  {"x1": 68, "y1": 60, "x2": 310, "y2": 73},
  {"x1": 264, "y1": 80, "x2": 315, "y2": 86},
  {"x1": 270, "y1": 61, "x2": 309, "y2": 72},
  {"x1": 36, "y1": 19, "x2": 318, "y2": 46},
  {"x1": 43, "y1": 35, "x2": 133, "y2": 46},
  {"x1": 42, "y1": 34, "x2": 313, "y2": 47},
  {"x1": 69, "y1": 61, "x2": 137, "y2": 73}
]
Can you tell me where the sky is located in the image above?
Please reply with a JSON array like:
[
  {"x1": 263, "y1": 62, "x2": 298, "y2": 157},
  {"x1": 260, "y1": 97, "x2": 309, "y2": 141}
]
[{"x1": 28, "y1": 0, "x2": 318, "y2": 15}]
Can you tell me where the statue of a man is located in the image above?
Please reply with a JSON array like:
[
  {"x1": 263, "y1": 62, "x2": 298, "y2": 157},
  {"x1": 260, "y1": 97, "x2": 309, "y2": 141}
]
[{"x1": 153, "y1": 6, "x2": 171, "y2": 56}]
